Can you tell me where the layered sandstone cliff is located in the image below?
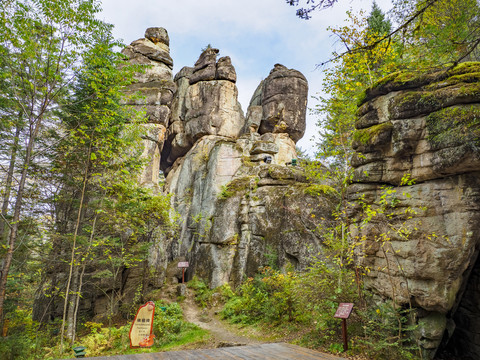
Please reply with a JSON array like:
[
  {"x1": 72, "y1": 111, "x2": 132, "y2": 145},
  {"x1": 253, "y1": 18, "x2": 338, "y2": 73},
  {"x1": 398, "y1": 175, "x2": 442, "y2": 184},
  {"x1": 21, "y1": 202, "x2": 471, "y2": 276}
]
[
  {"x1": 121, "y1": 28, "x2": 330, "y2": 293},
  {"x1": 348, "y1": 63, "x2": 480, "y2": 359}
]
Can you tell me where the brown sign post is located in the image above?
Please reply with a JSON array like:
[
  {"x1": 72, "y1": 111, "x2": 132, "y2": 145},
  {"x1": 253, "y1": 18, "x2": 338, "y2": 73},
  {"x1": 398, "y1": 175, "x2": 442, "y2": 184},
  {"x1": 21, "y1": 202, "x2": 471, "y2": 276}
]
[
  {"x1": 177, "y1": 261, "x2": 189, "y2": 283},
  {"x1": 334, "y1": 303, "x2": 354, "y2": 352}
]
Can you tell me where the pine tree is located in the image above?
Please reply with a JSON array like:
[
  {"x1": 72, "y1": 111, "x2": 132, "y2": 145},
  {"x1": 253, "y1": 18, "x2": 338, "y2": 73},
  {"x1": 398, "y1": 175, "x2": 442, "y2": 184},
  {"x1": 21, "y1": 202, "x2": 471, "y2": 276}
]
[{"x1": 367, "y1": 1, "x2": 392, "y2": 36}]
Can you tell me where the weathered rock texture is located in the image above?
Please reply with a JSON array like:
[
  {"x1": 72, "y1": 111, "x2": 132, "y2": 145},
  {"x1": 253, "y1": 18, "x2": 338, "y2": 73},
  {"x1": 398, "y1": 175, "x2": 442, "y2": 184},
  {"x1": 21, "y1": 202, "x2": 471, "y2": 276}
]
[
  {"x1": 153, "y1": 44, "x2": 324, "y2": 288},
  {"x1": 160, "y1": 48, "x2": 244, "y2": 174},
  {"x1": 255, "y1": 64, "x2": 308, "y2": 143},
  {"x1": 348, "y1": 62, "x2": 480, "y2": 359},
  {"x1": 121, "y1": 27, "x2": 176, "y2": 188},
  {"x1": 102, "y1": 30, "x2": 312, "y2": 309},
  {"x1": 163, "y1": 134, "x2": 334, "y2": 287}
]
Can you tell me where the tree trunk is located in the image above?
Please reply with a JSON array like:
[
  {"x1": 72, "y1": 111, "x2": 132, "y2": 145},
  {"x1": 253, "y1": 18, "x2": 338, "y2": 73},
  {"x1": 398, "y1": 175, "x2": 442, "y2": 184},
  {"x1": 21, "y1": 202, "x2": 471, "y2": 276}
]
[
  {"x1": 71, "y1": 213, "x2": 98, "y2": 346},
  {"x1": 0, "y1": 118, "x2": 40, "y2": 323},
  {"x1": 0, "y1": 124, "x2": 21, "y2": 243},
  {"x1": 66, "y1": 266, "x2": 79, "y2": 342},
  {"x1": 60, "y1": 142, "x2": 92, "y2": 354}
]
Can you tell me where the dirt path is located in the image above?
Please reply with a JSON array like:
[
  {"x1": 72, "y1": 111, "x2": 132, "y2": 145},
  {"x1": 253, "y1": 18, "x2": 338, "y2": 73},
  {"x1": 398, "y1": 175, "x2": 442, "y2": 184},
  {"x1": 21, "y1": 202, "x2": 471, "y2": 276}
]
[{"x1": 180, "y1": 288, "x2": 265, "y2": 347}]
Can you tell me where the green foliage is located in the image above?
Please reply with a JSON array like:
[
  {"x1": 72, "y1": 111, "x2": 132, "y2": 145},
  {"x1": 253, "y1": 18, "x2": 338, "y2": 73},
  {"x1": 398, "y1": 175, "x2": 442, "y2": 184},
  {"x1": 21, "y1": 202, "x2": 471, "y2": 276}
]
[
  {"x1": 303, "y1": 184, "x2": 338, "y2": 197},
  {"x1": 0, "y1": 306, "x2": 60, "y2": 360},
  {"x1": 189, "y1": 276, "x2": 234, "y2": 308},
  {"x1": 221, "y1": 264, "x2": 355, "y2": 327},
  {"x1": 201, "y1": 43, "x2": 213, "y2": 52},
  {"x1": 366, "y1": 1, "x2": 391, "y2": 36},
  {"x1": 313, "y1": 6, "x2": 400, "y2": 202},
  {"x1": 264, "y1": 245, "x2": 279, "y2": 269},
  {"x1": 152, "y1": 301, "x2": 208, "y2": 348},
  {"x1": 217, "y1": 177, "x2": 256, "y2": 200},
  {"x1": 219, "y1": 175, "x2": 423, "y2": 359},
  {"x1": 0, "y1": 301, "x2": 208, "y2": 359},
  {"x1": 218, "y1": 184, "x2": 234, "y2": 199},
  {"x1": 392, "y1": 0, "x2": 480, "y2": 68},
  {"x1": 356, "y1": 303, "x2": 419, "y2": 359},
  {"x1": 352, "y1": 122, "x2": 393, "y2": 146}
]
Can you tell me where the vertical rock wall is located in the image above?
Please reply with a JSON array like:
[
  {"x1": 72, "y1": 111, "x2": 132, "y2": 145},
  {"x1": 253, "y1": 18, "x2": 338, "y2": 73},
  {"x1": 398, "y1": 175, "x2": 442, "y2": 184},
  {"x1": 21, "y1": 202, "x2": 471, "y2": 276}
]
[
  {"x1": 158, "y1": 43, "x2": 329, "y2": 288},
  {"x1": 120, "y1": 28, "x2": 327, "y2": 291},
  {"x1": 348, "y1": 63, "x2": 480, "y2": 359},
  {"x1": 122, "y1": 27, "x2": 176, "y2": 188}
]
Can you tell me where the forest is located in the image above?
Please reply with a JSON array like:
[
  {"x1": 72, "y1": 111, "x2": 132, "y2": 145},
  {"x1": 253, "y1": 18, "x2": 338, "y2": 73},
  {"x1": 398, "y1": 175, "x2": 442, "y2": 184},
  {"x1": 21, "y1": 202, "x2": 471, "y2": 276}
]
[{"x1": 0, "y1": 0, "x2": 479, "y2": 359}]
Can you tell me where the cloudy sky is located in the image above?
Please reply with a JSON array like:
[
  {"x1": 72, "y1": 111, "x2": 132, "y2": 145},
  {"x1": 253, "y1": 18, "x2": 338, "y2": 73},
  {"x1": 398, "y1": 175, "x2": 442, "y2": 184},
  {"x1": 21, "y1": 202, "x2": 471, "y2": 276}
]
[{"x1": 100, "y1": 0, "x2": 393, "y2": 155}]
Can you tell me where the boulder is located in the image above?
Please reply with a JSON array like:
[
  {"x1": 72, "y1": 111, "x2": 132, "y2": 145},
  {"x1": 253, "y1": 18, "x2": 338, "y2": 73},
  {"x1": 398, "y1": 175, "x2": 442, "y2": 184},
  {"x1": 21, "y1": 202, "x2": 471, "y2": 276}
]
[
  {"x1": 246, "y1": 64, "x2": 308, "y2": 143},
  {"x1": 161, "y1": 51, "x2": 246, "y2": 173},
  {"x1": 145, "y1": 27, "x2": 169, "y2": 46},
  {"x1": 216, "y1": 56, "x2": 236, "y2": 83},
  {"x1": 190, "y1": 47, "x2": 219, "y2": 84},
  {"x1": 130, "y1": 38, "x2": 173, "y2": 68},
  {"x1": 259, "y1": 64, "x2": 308, "y2": 142},
  {"x1": 184, "y1": 80, "x2": 245, "y2": 140}
]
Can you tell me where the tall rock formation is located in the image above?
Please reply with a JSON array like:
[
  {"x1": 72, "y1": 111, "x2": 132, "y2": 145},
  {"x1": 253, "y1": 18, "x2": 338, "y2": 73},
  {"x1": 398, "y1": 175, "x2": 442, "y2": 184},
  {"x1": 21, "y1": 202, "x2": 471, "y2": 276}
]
[
  {"x1": 348, "y1": 63, "x2": 480, "y2": 359},
  {"x1": 153, "y1": 45, "x2": 331, "y2": 288},
  {"x1": 122, "y1": 27, "x2": 176, "y2": 188},
  {"x1": 117, "y1": 29, "x2": 326, "y2": 294}
]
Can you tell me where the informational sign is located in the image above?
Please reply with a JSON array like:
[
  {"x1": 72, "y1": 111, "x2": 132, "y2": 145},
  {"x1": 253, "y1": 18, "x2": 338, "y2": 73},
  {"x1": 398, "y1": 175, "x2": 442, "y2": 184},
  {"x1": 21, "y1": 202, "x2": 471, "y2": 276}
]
[
  {"x1": 178, "y1": 262, "x2": 189, "y2": 283},
  {"x1": 129, "y1": 301, "x2": 155, "y2": 348},
  {"x1": 334, "y1": 303, "x2": 354, "y2": 319},
  {"x1": 334, "y1": 303, "x2": 354, "y2": 352}
]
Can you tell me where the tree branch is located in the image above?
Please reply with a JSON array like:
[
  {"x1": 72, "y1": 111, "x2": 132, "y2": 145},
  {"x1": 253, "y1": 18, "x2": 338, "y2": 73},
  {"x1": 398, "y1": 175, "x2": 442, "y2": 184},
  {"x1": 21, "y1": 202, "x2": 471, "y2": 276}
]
[{"x1": 316, "y1": 0, "x2": 441, "y2": 66}]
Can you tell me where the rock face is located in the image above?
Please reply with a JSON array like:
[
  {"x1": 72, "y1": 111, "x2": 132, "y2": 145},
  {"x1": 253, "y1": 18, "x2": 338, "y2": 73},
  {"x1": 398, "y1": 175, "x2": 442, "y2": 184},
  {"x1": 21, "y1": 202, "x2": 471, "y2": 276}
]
[
  {"x1": 348, "y1": 63, "x2": 480, "y2": 359},
  {"x1": 121, "y1": 27, "x2": 176, "y2": 188},
  {"x1": 120, "y1": 30, "x2": 313, "y2": 293},
  {"x1": 33, "y1": 27, "x2": 314, "y2": 324},
  {"x1": 163, "y1": 134, "x2": 334, "y2": 287},
  {"x1": 161, "y1": 48, "x2": 244, "y2": 173},
  {"x1": 151, "y1": 44, "x2": 322, "y2": 288}
]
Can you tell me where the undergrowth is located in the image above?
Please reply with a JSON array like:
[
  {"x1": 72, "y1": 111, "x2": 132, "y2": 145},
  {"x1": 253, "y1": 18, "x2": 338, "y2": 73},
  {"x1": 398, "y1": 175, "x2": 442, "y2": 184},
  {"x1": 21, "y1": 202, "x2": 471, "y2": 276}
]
[
  {"x1": 0, "y1": 301, "x2": 209, "y2": 359},
  {"x1": 215, "y1": 262, "x2": 420, "y2": 359}
]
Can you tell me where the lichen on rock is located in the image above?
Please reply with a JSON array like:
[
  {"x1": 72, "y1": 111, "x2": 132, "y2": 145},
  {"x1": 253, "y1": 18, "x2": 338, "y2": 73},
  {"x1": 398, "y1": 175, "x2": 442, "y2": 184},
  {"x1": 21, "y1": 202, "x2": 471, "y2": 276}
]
[{"x1": 349, "y1": 62, "x2": 480, "y2": 359}]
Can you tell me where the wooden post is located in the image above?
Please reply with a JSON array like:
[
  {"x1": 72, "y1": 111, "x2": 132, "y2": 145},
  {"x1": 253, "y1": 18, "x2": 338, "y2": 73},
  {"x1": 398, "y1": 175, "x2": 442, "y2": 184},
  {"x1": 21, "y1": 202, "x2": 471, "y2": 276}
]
[
  {"x1": 342, "y1": 318, "x2": 348, "y2": 351},
  {"x1": 178, "y1": 262, "x2": 189, "y2": 283},
  {"x1": 334, "y1": 303, "x2": 354, "y2": 353}
]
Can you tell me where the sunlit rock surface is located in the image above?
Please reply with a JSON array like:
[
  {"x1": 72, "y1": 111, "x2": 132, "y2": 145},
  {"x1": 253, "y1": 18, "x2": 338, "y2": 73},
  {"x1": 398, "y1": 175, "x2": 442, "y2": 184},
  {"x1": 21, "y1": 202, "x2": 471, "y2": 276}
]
[{"x1": 348, "y1": 63, "x2": 480, "y2": 359}]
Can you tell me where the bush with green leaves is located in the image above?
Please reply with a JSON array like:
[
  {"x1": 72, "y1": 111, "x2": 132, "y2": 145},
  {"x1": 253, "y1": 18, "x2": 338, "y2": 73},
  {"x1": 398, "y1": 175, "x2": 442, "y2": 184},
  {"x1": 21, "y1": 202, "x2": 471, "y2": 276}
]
[
  {"x1": 0, "y1": 307, "x2": 60, "y2": 360},
  {"x1": 152, "y1": 301, "x2": 206, "y2": 347},
  {"x1": 188, "y1": 276, "x2": 234, "y2": 308}
]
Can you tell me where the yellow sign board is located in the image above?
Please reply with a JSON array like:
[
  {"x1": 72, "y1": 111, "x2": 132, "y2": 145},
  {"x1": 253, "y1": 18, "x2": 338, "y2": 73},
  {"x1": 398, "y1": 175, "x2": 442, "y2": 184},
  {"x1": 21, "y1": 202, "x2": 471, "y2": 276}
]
[{"x1": 129, "y1": 301, "x2": 155, "y2": 348}]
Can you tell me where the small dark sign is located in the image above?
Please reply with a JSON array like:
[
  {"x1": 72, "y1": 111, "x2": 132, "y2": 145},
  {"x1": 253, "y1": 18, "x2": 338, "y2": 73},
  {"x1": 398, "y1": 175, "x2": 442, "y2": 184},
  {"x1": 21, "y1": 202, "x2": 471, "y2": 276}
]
[
  {"x1": 334, "y1": 303, "x2": 354, "y2": 319},
  {"x1": 177, "y1": 261, "x2": 189, "y2": 268}
]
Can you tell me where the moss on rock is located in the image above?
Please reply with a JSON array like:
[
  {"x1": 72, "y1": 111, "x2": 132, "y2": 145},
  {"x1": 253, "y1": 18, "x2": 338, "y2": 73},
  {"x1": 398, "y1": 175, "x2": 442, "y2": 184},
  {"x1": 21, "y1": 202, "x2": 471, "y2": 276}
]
[
  {"x1": 426, "y1": 105, "x2": 480, "y2": 151},
  {"x1": 303, "y1": 184, "x2": 338, "y2": 198},
  {"x1": 358, "y1": 62, "x2": 480, "y2": 107},
  {"x1": 388, "y1": 82, "x2": 480, "y2": 120},
  {"x1": 352, "y1": 122, "x2": 393, "y2": 150},
  {"x1": 218, "y1": 176, "x2": 259, "y2": 199}
]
